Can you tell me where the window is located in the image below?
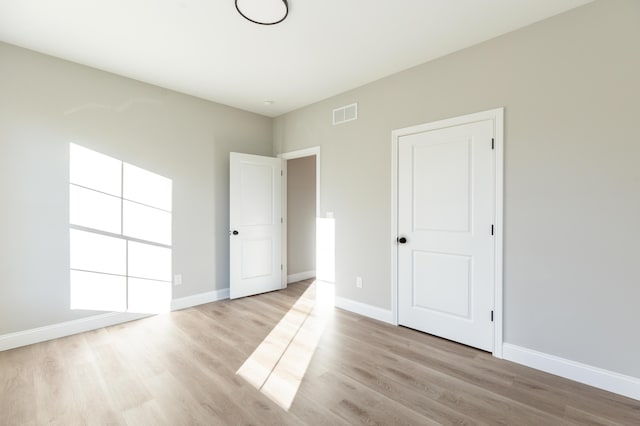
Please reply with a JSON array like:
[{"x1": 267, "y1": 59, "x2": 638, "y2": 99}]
[{"x1": 69, "y1": 143, "x2": 173, "y2": 313}]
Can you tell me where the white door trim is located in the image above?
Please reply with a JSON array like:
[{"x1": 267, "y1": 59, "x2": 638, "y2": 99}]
[
  {"x1": 278, "y1": 147, "x2": 321, "y2": 289},
  {"x1": 390, "y1": 108, "x2": 504, "y2": 358}
]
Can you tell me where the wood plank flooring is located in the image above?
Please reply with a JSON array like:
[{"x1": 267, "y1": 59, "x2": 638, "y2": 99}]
[{"x1": 1, "y1": 279, "x2": 638, "y2": 425}]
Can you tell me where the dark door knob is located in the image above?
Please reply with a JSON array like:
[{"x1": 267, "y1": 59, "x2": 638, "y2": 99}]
[
  {"x1": 232, "y1": 230, "x2": 239, "y2": 235},
  {"x1": 397, "y1": 237, "x2": 407, "y2": 244}
]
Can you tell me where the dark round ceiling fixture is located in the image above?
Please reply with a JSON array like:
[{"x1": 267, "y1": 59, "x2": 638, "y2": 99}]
[{"x1": 235, "y1": 0, "x2": 289, "y2": 26}]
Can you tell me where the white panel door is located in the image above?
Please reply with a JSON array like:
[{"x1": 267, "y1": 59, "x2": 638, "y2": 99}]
[
  {"x1": 398, "y1": 119, "x2": 494, "y2": 351},
  {"x1": 230, "y1": 152, "x2": 282, "y2": 299}
]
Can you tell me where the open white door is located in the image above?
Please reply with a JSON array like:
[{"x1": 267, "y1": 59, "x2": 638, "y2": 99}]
[{"x1": 230, "y1": 152, "x2": 282, "y2": 299}]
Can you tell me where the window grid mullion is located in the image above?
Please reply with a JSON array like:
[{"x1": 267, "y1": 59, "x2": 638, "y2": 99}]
[
  {"x1": 69, "y1": 224, "x2": 171, "y2": 249},
  {"x1": 120, "y1": 160, "x2": 124, "y2": 236},
  {"x1": 121, "y1": 161, "x2": 127, "y2": 311},
  {"x1": 70, "y1": 182, "x2": 172, "y2": 214},
  {"x1": 69, "y1": 268, "x2": 127, "y2": 278}
]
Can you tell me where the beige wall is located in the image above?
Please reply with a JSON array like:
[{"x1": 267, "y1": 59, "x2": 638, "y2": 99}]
[
  {"x1": 1, "y1": 0, "x2": 638, "y2": 381},
  {"x1": 0, "y1": 42, "x2": 272, "y2": 335},
  {"x1": 286, "y1": 156, "x2": 316, "y2": 276},
  {"x1": 274, "y1": 0, "x2": 640, "y2": 377}
]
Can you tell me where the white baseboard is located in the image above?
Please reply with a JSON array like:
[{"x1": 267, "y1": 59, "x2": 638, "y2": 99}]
[
  {"x1": 503, "y1": 343, "x2": 640, "y2": 401},
  {"x1": 0, "y1": 288, "x2": 230, "y2": 352},
  {"x1": 0, "y1": 312, "x2": 150, "y2": 352},
  {"x1": 335, "y1": 296, "x2": 394, "y2": 324},
  {"x1": 170, "y1": 287, "x2": 229, "y2": 311},
  {"x1": 287, "y1": 270, "x2": 316, "y2": 284}
]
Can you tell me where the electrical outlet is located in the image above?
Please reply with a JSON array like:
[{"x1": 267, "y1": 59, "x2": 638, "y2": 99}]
[
  {"x1": 174, "y1": 274, "x2": 182, "y2": 286},
  {"x1": 356, "y1": 276, "x2": 362, "y2": 288}
]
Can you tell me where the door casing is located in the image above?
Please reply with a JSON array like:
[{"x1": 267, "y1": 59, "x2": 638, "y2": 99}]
[
  {"x1": 390, "y1": 108, "x2": 504, "y2": 358},
  {"x1": 278, "y1": 147, "x2": 321, "y2": 289}
]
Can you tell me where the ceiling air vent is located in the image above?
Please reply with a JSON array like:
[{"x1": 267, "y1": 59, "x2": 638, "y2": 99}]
[{"x1": 332, "y1": 103, "x2": 358, "y2": 126}]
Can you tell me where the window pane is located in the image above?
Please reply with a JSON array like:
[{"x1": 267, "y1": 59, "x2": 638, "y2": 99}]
[
  {"x1": 123, "y1": 201, "x2": 172, "y2": 245},
  {"x1": 70, "y1": 185, "x2": 121, "y2": 234},
  {"x1": 128, "y1": 241, "x2": 172, "y2": 282},
  {"x1": 127, "y1": 278, "x2": 171, "y2": 314},
  {"x1": 70, "y1": 229, "x2": 126, "y2": 275},
  {"x1": 123, "y1": 163, "x2": 172, "y2": 211},
  {"x1": 69, "y1": 143, "x2": 122, "y2": 196},
  {"x1": 70, "y1": 270, "x2": 127, "y2": 312}
]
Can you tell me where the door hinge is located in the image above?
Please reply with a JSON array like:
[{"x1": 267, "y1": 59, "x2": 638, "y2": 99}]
[
  {"x1": 281, "y1": 217, "x2": 283, "y2": 223},
  {"x1": 491, "y1": 224, "x2": 494, "y2": 235},
  {"x1": 491, "y1": 138, "x2": 495, "y2": 150},
  {"x1": 281, "y1": 264, "x2": 283, "y2": 270},
  {"x1": 491, "y1": 310, "x2": 494, "y2": 322},
  {"x1": 281, "y1": 170, "x2": 283, "y2": 176}
]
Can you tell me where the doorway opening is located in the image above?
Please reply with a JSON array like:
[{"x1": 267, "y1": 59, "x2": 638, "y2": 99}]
[
  {"x1": 284, "y1": 155, "x2": 316, "y2": 284},
  {"x1": 279, "y1": 148, "x2": 333, "y2": 307}
]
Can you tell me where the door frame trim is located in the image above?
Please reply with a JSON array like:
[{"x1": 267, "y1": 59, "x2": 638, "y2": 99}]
[
  {"x1": 390, "y1": 108, "x2": 504, "y2": 358},
  {"x1": 278, "y1": 147, "x2": 321, "y2": 290}
]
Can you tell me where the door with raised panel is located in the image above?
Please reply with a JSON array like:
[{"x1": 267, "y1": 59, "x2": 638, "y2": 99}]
[
  {"x1": 230, "y1": 152, "x2": 282, "y2": 299},
  {"x1": 398, "y1": 119, "x2": 494, "y2": 351}
]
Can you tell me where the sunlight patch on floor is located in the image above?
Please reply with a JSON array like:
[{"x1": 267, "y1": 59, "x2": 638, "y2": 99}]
[{"x1": 236, "y1": 281, "x2": 333, "y2": 410}]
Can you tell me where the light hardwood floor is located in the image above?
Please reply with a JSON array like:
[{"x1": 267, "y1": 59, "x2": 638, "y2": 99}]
[{"x1": 1, "y1": 279, "x2": 638, "y2": 425}]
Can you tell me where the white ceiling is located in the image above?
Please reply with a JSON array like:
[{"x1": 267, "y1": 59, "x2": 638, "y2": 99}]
[{"x1": 0, "y1": 0, "x2": 592, "y2": 117}]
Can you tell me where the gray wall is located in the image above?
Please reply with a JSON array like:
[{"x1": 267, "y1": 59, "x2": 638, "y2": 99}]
[
  {"x1": 273, "y1": 0, "x2": 640, "y2": 378},
  {"x1": 286, "y1": 156, "x2": 316, "y2": 276},
  {"x1": 0, "y1": 42, "x2": 272, "y2": 335}
]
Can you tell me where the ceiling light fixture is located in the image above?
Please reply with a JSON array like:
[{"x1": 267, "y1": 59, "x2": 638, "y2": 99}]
[{"x1": 235, "y1": 0, "x2": 289, "y2": 26}]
